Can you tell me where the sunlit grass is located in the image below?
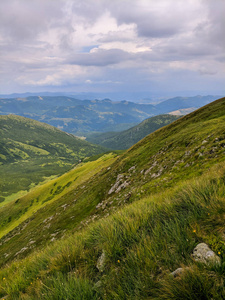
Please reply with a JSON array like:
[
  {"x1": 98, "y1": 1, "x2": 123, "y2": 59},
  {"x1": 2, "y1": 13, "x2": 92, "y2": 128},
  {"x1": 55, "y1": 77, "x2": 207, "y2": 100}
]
[
  {"x1": 0, "y1": 163, "x2": 225, "y2": 299},
  {"x1": 0, "y1": 153, "x2": 117, "y2": 239}
]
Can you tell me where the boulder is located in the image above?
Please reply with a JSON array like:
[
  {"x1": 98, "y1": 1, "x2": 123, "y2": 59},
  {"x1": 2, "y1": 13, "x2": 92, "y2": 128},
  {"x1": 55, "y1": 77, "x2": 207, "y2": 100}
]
[{"x1": 192, "y1": 243, "x2": 221, "y2": 265}]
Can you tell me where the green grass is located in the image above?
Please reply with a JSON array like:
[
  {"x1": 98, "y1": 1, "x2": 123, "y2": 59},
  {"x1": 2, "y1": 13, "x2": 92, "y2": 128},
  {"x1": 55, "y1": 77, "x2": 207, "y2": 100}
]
[
  {"x1": 0, "y1": 162, "x2": 225, "y2": 299},
  {"x1": 0, "y1": 153, "x2": 117, "y2": 241}
]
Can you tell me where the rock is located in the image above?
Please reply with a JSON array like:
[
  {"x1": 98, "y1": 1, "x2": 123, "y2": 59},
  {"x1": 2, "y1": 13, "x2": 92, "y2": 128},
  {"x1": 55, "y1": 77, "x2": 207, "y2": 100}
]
[
  {"x1": 61, "y1": 204, "x2": 68, "y2": 210},
  {"x1": 108, "y1": 174, "x2": 124, "y2": 195},
  {"x1": 108, "y1": 174, "x2": 130, "y2": 195},
  {"x1": 96, "y1": 250, "x2": 107, "y2": 272},
  {"x1": 128, "y1": 166, "x2": 136, "y2": 172},
  {"x1": 115, "y1": 180, "x2": 130, "y2": 193},
  {"x1": 94, "y1": 280, "x2": 102, "y2": 289},
  {"x1": 14, "y1": 247, "x2": 28, "y2": 257},
  {"x1": 192, "y1": 243, "x2": 221, "y2": 265},
  {"x1": 145, "y1": 161, "x2": 158, "y2": 175},
  {"x1": 170, "y1": 267, "x2": 184, "y2": 278}
]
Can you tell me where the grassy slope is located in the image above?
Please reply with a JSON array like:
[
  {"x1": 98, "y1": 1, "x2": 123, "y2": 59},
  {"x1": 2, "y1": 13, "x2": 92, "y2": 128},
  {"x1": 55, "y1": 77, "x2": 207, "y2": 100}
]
[
  {"x1": 0, "y1": 97, "x2": 225, "y2": 298},
  {"x1": 86, "y1": 114, "x2": 180, "y2": 150},
  {"x1": 0, "y1": 153, "x2": 118, "y2": 239},
  {"x1": 0, "y1": 115, "x2": 105, "y2": 199},
  {"x1": 0, "y1": 162, "x2": 225, "y2": 299}
]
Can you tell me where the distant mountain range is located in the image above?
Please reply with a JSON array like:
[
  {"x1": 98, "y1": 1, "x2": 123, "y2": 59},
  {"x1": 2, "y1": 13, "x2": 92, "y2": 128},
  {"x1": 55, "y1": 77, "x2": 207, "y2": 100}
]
[{"x1": 0, "y1": 95, "x2": 220, "y2": 135}]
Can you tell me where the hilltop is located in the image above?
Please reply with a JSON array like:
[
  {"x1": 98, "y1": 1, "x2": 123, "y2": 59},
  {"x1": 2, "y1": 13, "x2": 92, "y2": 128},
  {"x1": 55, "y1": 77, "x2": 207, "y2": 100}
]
[
  {"x1": 0, "y1": 96, "x2": 225, "y2": 299},
  {"x1": 0, "y1": 115, "x2": 105, "y2": 201},
  {"x1": 86, "y1": 114, "x2": 180, "y2": 150}
]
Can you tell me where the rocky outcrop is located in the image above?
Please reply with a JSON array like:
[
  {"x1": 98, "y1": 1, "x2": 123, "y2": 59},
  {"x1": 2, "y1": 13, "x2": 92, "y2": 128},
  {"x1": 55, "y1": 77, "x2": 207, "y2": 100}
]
[{"x1": 108, "y1": 174, "x2": 130, "y2": 195}]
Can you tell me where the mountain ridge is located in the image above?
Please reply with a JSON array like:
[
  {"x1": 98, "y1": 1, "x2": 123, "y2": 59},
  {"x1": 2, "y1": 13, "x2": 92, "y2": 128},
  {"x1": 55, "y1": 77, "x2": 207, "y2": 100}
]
[{"x1": 0, "y1": 95, "x2": 219, "y2": 135}]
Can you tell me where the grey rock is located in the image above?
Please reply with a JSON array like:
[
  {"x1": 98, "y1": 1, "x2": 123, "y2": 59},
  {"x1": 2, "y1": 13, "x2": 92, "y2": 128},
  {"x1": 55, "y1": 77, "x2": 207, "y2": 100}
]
[
  {"x1": 128, "y1": 166, "x2": 136, "y2": 172},
  {"x1": 108, "y1": 174, "x2": 124, "y2": 194},
  {"x1": 14, "y1": 247, "x2": 28, "y2": 257},
  {"x1": 96, "y1": 250, "x2": 107, "y2": 272},
  {"x1": 170, "y1": 267, "x2": 184, "y2": 278},
  {"x1": 94, "y1": 280, "x2": 102, "y2": 289},
  {"x1": 192, "y1": 243, "x2": 221, "y2": 265},
  {"x1": 145, "y1": 161, "x2": 158, "y2": 175}
]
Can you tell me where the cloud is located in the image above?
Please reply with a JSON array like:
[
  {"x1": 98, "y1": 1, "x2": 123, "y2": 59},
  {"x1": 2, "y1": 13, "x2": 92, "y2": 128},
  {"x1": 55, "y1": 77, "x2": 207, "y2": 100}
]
[
  {"x1": 0, "y1": 0, "x2": 224, "y2": 96},
  {"x1": 68, "y1": 48, "x2": 131, "y2": 66},
  {"x1": 0, "y1": 0, "x2": 65, "y2": 41}
]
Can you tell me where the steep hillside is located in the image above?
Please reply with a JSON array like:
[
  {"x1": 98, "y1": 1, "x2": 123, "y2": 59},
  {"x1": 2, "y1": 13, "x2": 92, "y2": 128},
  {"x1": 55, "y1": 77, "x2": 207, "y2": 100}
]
[
  {"x1": 0, "y1": 96, "x2": 225, "y2": 299},
  {"x1": 86, "y1": 114, "x2": 180, "y2": 150},
  {"x1": 0, "y1": 115, "x2": 105, "y2": 200},
  {"x1": 1, "y1": 164, "x2": 225, "y2": 299}
]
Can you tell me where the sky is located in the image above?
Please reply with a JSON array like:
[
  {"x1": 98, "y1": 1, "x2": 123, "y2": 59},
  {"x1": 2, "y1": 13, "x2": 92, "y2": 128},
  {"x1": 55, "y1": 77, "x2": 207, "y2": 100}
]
[{"x1": 0, "y1": 0, "x2": 224, "y2": 100}]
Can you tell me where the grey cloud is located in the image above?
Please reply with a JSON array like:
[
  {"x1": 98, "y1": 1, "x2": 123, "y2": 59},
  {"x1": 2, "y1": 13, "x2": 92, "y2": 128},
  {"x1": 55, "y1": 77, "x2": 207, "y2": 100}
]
[
  {"x1": 0, "y1": 0, "x2": 224, "y2": 96},
  {"x1": 71, "y1": 1, "x2": 107, "y2": 24},
  {"x1": 136, "y1": 20, "x2": 179, "y2": 38},
  {"x1": 0, "y1": 0, "x2": 64, "y2": 41},
  {"x1": 198, "y1": 68, "x2": 217, "y2": 76},
  {"x1": 68, "y1": 48, "x2": 132, "y2": 66},
  {"x1": 107, "y1": 1, "x2": 186, "y2": 38},
  {"x1": 97, "y1": 31, "x2": 135, "y2": 43},
  {"x1": 192, "y1": 0, "x2": 225, "y2": 55}
]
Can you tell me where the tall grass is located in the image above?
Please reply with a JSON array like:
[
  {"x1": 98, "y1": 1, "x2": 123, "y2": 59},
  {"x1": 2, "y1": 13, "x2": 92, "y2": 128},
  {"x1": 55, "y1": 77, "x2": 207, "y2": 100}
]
[{"x1": 1, "y1": 163, "x2": 225, "y2": 299}]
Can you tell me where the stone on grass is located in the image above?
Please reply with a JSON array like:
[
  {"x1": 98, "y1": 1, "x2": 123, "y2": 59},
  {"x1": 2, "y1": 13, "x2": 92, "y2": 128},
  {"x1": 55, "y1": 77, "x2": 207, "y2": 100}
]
[
  {"x1": 170, "y1": 267, "x2": 184, "y2": 278},
  {"x1": 96, "y1": 250, "x2": 106, "y2": 272},
  {"x1": 192, "y1": 243, "x2": 221, "y2": 266}
]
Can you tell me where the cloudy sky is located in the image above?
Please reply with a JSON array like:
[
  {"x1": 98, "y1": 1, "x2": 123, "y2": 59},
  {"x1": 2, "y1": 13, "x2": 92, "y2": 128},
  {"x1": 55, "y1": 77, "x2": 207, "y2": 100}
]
[{"x1": 0, "y1": 0, "x2": 224, "y2": 99}]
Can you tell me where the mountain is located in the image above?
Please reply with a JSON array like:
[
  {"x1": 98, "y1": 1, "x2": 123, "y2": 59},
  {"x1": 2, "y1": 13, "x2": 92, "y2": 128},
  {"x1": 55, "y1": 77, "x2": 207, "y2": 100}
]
[
  {"x1": 86, "y1": 114, "x2": 181, "y2": 150},
  {"x1": 0, "y1": 95, "x2": 219, "y2": 135},
  {"x1": 155, "y1": 95, "x2": 218, "y2": 113},
  {"x1": 0, "y1": 96, "x2": 156, "y2": 134},
  {"x1": 0, "y1": 115, "x2": 105, "y2": 200},
  {"x1": 0, "y1": 96, "x2": 225, "y2": 299}
]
